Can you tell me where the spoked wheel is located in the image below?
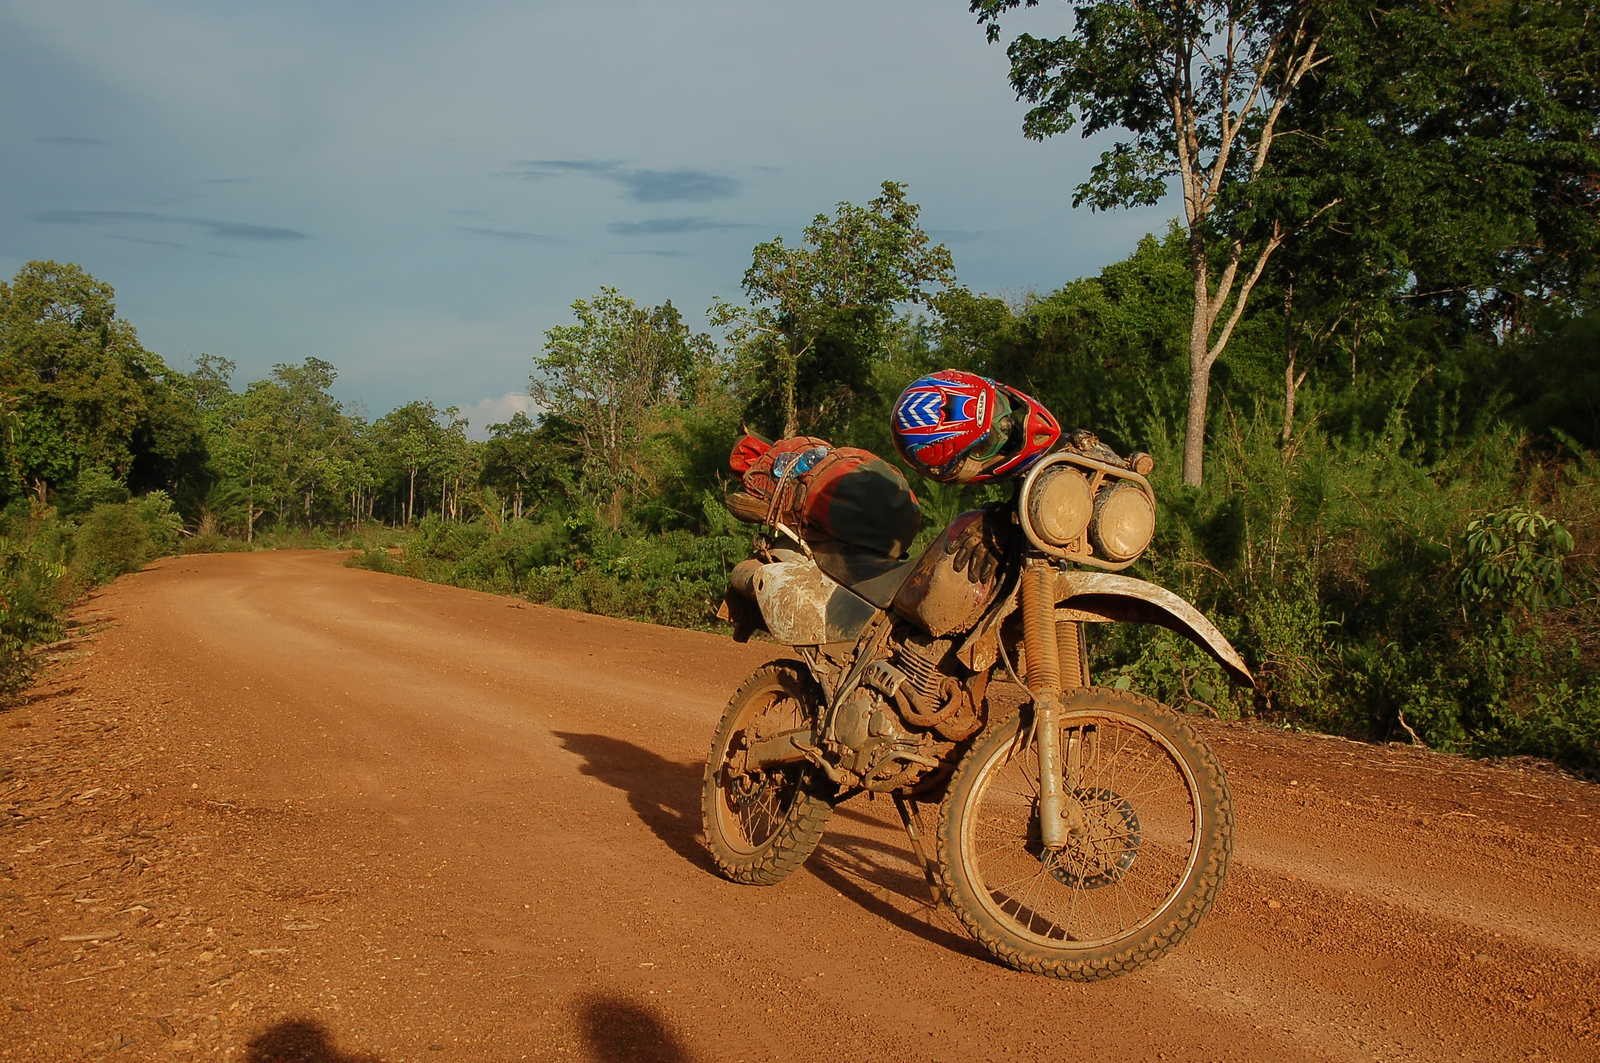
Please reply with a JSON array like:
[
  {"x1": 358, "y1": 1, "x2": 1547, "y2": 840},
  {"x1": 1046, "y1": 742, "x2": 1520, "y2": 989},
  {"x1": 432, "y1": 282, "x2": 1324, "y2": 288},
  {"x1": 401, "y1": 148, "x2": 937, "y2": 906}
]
[
  {"x1": 937, "y1": 687, "x2": 1232, "y2": 981},
  {"x1": 701, "y1": 660, "x2": 834, "y2": 885}
]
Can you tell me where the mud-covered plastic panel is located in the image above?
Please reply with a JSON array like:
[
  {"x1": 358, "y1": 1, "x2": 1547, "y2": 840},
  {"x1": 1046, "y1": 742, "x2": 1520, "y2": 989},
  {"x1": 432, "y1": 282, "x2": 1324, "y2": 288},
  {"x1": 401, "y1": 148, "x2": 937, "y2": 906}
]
[{"x1": 748, "y1": 560, "x2": 876, "y2": 646}]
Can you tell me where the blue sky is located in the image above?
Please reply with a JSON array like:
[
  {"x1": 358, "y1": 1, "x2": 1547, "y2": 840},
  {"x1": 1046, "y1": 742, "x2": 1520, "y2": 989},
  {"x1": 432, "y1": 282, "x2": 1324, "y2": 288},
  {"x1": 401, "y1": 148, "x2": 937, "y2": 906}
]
[{"x1": 1, "y1": 0, "x2": 1175, "y2": 433}]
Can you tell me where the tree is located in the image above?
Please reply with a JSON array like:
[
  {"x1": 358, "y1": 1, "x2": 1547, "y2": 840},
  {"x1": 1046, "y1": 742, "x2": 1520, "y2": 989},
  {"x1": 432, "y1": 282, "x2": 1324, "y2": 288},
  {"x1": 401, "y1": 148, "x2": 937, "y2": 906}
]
[
  {"x1": 431, "y1": 406, "x2": 474, "y2": 522},
  {"x1": 193, "y1": 357, "x2": 358, "y2": 536},
  {"x1": 1262, "y1": 2, "x2": 1600, "y2": 336},
  {"x1": 713, "y1": 181, "x2": 955, "y2": 438},
  {"x1": 930, "y1": 226, "x2": 1276, "y2": 449},
  {"x1": 0, "y1": 261, "x2": 204, "y2": 507},
  {"x1": 971, "y1": 2, "x2": 1336, "y2": 484},
  {"x1": 532, "y1": 289, "x2": 712, "y2": 529},
  {"x1": 373, "y1": 401, "x2": 447, "y2": 526},
  {"x1": 977, "y1": 227, "x2": 1204, "y2": 441},
  {"x1": 481, "y1": 412, "x2": 578, "y2": 521}
]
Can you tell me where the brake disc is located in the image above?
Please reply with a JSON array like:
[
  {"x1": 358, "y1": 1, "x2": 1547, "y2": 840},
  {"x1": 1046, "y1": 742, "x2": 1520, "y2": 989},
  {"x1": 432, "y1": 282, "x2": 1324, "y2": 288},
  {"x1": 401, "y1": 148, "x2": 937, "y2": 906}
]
[{"x1": 1033, "y1": 786, "x2": 1142, "y2": 889}]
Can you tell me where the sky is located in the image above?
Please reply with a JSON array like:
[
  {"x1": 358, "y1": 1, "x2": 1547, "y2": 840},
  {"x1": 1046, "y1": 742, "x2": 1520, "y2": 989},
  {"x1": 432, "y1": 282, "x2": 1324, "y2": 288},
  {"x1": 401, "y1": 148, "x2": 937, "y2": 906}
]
[{"x1": 1, "y1": 0, "x2": 1176, "y2": 435}]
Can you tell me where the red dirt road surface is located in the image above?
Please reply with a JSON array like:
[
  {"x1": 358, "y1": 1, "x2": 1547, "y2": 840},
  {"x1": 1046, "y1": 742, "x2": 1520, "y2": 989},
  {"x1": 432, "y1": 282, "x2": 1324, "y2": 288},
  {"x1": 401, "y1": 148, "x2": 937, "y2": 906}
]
[{"x1": 2, "y1": 551, "x2": 1598, "y2": 1062}]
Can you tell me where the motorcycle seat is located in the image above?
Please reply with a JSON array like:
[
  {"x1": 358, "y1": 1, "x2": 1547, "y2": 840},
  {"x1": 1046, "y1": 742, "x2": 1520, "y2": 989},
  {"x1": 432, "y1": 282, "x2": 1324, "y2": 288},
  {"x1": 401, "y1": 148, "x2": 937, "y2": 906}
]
[{"x1": 809, "y1": 540, "x2": 914, "y2": 608}]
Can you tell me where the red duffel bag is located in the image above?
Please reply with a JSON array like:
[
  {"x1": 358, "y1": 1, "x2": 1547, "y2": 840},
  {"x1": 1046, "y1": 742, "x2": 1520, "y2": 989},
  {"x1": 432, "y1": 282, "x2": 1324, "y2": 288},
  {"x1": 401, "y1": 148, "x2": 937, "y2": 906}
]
[{"x1": 726, "y1": 434, "x2": 922, "y2": 559}]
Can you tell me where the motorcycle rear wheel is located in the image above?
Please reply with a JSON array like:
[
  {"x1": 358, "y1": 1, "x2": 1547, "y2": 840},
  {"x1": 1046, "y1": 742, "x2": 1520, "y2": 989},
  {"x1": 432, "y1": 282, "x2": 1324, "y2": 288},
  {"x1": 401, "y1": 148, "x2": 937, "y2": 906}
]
[
  {"x1": 936, "y1": 687, "x2": 1232, "y2": 981},
  {"x1": 701, "y1": 661, "x2": 834, "y2": 885}
]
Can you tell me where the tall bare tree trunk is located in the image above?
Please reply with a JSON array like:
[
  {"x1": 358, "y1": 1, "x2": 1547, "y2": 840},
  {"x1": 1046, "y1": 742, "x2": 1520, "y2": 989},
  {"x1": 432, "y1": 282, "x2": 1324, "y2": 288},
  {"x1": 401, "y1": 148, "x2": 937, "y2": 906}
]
[
  {"x1": 606, "y1": 485, "x2": 624, "y2": 531},
  {"x1": 1281, "y1": 281, "x2": 1304, "y2": 446},
  {"x1": 1282, "y1": 345, "x2": 1306, "y2": 446},
  {"x1": 1182, "y1": 254, "x2": 1218, "y2": 487},
  {"x1": 1183, "y1": 323, "x2": 1213, "y2": 486},
  {"x1": 781, "y1": 347, "x2": 798, "y2": 439}
]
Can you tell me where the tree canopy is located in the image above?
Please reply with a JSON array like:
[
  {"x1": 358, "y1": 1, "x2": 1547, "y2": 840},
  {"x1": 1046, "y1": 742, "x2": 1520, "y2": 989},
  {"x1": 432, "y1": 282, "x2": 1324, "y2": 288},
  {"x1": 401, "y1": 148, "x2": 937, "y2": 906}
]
[{"x1": 712, "y1": 180, "x2": 954, "y2": 438}]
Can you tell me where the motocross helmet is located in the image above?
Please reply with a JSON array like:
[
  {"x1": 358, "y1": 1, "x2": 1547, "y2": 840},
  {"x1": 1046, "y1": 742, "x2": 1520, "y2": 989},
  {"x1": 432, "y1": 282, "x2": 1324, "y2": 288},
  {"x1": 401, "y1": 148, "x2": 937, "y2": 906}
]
[{"x1": 891, "y1": 369, "x2": 1061, "y2": 483}]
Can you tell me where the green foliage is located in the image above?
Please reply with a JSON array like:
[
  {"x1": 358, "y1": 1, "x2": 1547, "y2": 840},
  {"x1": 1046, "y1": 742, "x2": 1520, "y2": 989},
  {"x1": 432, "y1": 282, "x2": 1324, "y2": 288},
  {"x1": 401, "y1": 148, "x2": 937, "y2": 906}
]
[
  {"x1": 0, "y1": 492, "x2": 188, "y2": 699},
  {"x1": 1265, "y1": 2, "x2": 1600, "y2": 332},
  {"x1": 1457, "y1": 508, "x2": 1573, "y2": 613},
  {"x1": 344, "y1": 544, "x2": 400, "y2": 575},
  {"x1": 1080, "y1": 407, "x2": 1598, "y2": 774},
  {"x1": 182, "y1": 533, "x2": 249, "y2": 555},
  {"x1": 713, "y1": 181, "x2": 954, "y2": 438},
  {"x1": 71, "y1": 504, "x2": 153, "y2": 585},
  {"x1": 953, "y1": 227, "x2": 1202, "y2": 446},
  {"x1": 0, "y1": 261, "x2": 207, "y2": 511},
  {"x1": 65, "y1": 492, "x2": 186, "y2": 585},
  {"x1": 134, "y1": 491, "x2": 184, "y2": 557},
  {"x1": 0, "y1": 537, "x2": 68, "y2": 695},
  {"x1": 378, "y1": 513, "x2": 745, "y2": 632},
  {"x1": 533, "y1": 288, "x2": 716, "y2": 529}
]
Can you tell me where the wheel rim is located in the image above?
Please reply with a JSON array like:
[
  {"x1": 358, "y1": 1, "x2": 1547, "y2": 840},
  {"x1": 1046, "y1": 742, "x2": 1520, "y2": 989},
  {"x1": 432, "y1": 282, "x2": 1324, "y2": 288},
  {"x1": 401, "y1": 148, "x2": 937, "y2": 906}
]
[
  {"x1": 959, "y1": 708, "x2": 1203, "y2": 949},
  {"x1": 712, "y1": 681, "x2": 810, "y2": 855}
]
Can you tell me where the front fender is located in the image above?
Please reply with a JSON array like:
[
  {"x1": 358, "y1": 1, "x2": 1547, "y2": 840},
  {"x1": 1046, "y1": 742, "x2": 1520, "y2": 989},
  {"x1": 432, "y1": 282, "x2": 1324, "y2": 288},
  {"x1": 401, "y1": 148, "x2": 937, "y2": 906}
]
[{"x1": 1056, "y1": 571, "x2": 1254, "y2": 688}]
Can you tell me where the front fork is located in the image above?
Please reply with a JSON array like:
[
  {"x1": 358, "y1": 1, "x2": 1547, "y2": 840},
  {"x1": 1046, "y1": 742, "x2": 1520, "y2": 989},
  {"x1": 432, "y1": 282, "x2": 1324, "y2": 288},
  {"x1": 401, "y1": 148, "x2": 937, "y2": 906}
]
[{"x1": 1022, "y1": 558, "x2": 1088, "y2": 850}]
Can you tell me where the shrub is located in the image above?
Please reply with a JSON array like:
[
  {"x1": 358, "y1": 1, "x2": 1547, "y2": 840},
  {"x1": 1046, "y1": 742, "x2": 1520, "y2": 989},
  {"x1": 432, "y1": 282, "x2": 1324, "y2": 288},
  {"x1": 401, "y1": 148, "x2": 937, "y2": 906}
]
[
  {"x1": 72, "y1": 503, "x2": 153, "y2": 584},
  {"x1": 134, "y1": 491, "x2": 185, "y2": 556},
  {"x1": 182, "y1": 533, "x2": 248, "y2": 554},
  {"x1": 345, "y1": 544, "x2": 399, "y2": 575},
  {"x1": 0, "y1": 542, "x2": 68, "y2": 696}
]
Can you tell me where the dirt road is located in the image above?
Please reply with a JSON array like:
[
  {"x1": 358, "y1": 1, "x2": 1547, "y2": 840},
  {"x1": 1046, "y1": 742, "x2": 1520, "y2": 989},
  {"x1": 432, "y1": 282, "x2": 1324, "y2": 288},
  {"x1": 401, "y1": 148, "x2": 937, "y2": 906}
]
[{"x1": 2, "y1": 551, "x2": 1597, "y2": 1062}]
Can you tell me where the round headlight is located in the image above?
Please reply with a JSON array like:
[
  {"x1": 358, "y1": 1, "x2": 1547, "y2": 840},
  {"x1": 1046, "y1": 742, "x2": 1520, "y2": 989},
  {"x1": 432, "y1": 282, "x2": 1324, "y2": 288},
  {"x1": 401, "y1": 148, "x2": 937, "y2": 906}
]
[
  {"x1": 1027, "y1": 465, "x2": 1094, "y2": 547},
  {"x1": 1090, "y1": 482, "x2": 1156, "y2": 561}
]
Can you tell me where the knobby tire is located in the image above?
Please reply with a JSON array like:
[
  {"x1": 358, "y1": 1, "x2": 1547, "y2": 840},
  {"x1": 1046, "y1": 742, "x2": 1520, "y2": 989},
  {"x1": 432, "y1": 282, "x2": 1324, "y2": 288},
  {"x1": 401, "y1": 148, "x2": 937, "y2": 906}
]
[
  {"x1": 936, "y1": 686, "x2": 1232, "y2": 981},
  {"x1": 701, "y1": 660, "x2": 833, "y2": 885}
]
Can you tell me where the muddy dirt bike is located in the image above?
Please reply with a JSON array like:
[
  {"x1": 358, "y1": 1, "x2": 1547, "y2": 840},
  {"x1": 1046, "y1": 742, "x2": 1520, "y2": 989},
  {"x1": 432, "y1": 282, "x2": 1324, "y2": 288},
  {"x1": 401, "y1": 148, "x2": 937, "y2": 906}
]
[{"x1": 702, "y1": 439, "x2": 1253, "y2": 981}]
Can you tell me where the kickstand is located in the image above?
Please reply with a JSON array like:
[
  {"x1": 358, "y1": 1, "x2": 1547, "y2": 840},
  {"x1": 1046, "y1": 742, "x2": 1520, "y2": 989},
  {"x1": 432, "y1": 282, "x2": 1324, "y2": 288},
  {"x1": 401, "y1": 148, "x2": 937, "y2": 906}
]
[{"x1": 891, "y1": 792, "x2": 944, "y2": 907}]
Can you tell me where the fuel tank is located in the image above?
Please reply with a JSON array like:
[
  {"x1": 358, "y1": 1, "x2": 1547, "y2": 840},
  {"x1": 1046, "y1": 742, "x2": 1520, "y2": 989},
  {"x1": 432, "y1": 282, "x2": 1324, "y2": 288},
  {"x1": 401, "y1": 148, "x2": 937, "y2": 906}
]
[{"x1": 891, "y1": 510, "x2": 1004, "y2": 637}]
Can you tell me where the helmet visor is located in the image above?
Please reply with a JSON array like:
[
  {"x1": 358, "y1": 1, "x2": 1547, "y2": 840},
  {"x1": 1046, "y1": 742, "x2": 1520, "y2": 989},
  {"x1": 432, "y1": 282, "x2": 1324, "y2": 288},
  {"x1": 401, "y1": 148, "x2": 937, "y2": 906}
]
[{"x1": 962, "y1": 388, "x2": 1016, "y2": 465}]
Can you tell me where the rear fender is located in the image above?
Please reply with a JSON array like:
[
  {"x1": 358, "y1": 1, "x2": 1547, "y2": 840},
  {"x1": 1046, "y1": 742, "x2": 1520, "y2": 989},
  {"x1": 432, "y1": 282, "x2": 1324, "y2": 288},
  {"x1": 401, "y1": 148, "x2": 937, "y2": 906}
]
[{"x1": 1055, "y1": 571, "x2": 1254, "y2": 688}]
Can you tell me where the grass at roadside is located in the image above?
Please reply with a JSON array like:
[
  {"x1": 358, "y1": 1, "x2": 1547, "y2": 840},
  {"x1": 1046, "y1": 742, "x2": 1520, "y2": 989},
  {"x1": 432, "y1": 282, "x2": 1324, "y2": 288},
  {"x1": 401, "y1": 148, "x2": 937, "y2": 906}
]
[{"x1": 343, "y1": 512, "x2": 745, "y2": 632}]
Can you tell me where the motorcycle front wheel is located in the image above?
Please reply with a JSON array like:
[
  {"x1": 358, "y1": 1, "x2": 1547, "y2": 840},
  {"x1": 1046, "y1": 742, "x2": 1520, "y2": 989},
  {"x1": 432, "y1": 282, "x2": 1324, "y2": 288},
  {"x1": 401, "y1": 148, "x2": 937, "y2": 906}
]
[
  {"x1": 701, "y1": 660, "x2": 834, "y2": 885},
  {"x1": 937, "y1": 687, "x2": 1232, "y2": 981}
]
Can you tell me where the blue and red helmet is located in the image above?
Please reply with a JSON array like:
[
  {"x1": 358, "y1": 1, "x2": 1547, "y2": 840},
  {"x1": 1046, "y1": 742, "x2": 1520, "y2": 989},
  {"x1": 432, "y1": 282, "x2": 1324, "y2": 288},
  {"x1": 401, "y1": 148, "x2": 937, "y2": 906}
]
[{"x1": 891, "y1": 369, "x2": 1061, "y2": 483}]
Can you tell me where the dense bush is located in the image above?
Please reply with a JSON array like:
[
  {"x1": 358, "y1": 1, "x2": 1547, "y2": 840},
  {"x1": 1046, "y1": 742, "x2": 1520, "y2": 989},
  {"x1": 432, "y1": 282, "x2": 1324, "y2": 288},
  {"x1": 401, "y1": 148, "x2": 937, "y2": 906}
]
[
  {"x1": 375, "y1": 507, "x2": 747, "y2": 631},
  {"x1": 343, "y1": 544, "x2": 397, "y2": 574},
  {"x1": 0, "y1": 537, "x2": 68, "y2": 695},
  {"x1": 1088, "y1": 410, "x2": 1600, "y2": 774},
  {"x1": 70, "y1": 492, "x2": 183, "y2": 585},
  {"x1": 0, "y1": 492, "x2": 192, "y2": 698}
]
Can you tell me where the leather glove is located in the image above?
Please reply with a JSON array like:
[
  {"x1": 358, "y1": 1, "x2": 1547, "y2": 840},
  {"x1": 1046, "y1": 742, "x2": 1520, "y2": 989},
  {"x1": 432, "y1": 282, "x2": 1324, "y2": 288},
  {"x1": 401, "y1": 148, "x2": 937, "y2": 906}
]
[{"x1": 946, "y1": 508, "x2": 1004, "y2": 585}]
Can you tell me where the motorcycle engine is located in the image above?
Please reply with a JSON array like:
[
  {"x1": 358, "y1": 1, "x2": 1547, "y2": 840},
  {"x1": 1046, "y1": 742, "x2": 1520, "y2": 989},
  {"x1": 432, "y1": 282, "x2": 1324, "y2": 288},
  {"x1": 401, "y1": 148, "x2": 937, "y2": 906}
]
[
  {"x1": 830, "y1": 688, "x2": 945, "y2": 792},
  {"x1": 864, "y1": 629, "x2": 984, "y2": 743},
  {"x1": 833, "y1": 689, "x2": 906, "y2": 757}
]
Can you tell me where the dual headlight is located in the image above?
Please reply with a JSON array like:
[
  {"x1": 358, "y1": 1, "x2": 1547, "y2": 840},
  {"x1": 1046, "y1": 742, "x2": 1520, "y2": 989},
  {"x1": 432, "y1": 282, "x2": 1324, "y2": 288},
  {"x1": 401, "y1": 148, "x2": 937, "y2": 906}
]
[{"x1": 1019, "y1": 454, "x2": 1156, "y2": 568}]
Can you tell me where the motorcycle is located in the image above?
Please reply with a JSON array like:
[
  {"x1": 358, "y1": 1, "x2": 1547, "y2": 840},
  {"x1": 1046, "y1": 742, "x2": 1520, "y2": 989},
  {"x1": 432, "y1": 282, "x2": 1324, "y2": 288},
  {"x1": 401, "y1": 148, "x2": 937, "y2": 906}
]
[{"x1": 701, "y1": 433, "x2": 1252, "y2": 981}]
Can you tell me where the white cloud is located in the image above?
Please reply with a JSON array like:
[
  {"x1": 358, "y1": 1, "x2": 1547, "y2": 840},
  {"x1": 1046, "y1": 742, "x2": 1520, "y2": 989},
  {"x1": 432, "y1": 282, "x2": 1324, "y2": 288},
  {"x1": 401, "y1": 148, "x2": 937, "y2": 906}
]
[{"x1": 462, "y1": 392, "x2": 540, "y2": 439}]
